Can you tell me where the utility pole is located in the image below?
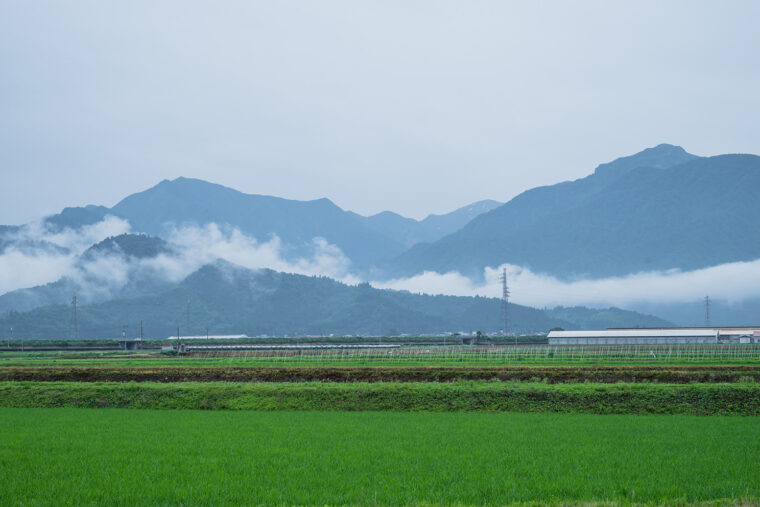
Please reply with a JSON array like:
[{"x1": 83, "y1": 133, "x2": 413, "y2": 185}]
[
  {"x1": 186, "y1": 300, "x2": 190, "y2": 338},
  {"x1": 69, "y1": 292, "x2": 78, "y2": 340},
  {"x1": 8, "y1": 327, "x2": 12, "y2": 349},
  {"x1": 499, "y1": 268, "x2": 510, "y2": 341},
  {"x1": 704, "y1": 295, "x2": 711, "y2": 327}
]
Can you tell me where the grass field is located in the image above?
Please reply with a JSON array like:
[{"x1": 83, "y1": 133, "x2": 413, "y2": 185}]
[
  {"x1": 3, "y1": 343, "x2": 760, "y2": 368},
  {"x1": 1, "y1": 408, "x2": 758, "y2": 506}
]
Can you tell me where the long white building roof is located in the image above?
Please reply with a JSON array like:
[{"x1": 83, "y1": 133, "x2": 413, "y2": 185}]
[{"x1": 548, "y1": 328, "x2": 759, "y2": 338}]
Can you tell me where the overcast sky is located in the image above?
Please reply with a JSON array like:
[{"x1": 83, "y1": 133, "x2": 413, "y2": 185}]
[{"x1": 1, "y1": 1, "x2": 759, "y2": 225}]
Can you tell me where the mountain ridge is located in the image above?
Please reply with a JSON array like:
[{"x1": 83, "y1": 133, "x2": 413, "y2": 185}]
[
  {"x1": 385, "y1": 146, "x2": 760, "y2": 280},
  {"x1": 11, "y1": 177, "x2": 501, "y2": 271}
]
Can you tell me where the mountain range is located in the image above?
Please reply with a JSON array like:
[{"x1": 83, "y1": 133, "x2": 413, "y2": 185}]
[
  {"x1": 19, "y1": 178, "x2": 502, "y2": 269},
  {"x1": 1, "y1": 142, "x2": 759, "y2": 332},
  {"x1": 14, "y1": 143, "x2": 759, "y2": 282}
]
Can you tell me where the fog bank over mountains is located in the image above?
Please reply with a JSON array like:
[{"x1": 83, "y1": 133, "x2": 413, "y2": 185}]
[{"x1": 1, "y1": 143, "x2": 760, "y2": 328}]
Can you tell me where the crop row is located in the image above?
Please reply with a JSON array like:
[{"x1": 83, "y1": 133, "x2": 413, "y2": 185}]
[
  {"x1": 2, "y1": 381, "x2": 760, "y2": 415},
  {"x1": 3, "y1": 365, "x2": 760, "y2": 383}
]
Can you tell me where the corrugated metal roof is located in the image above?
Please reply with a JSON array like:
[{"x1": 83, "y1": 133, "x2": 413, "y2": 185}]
[
  {"x1": 548, "y1": 329, "x2": 719, "y2": 338},
  {"x1": 609, "y1": 326, "x2": 760, "y2": 330}
]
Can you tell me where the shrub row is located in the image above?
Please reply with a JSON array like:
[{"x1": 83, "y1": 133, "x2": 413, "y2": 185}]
[
  {"x1": 1, "y1": 381, "x2": 759, "y2": 415},
  {"x1": 2, "y1": 365, "x2": 760, "y2": 383}
]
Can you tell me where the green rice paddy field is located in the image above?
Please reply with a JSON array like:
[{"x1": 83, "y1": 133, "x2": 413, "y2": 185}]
[
  {"x1": 1, "y1": 408, "x2": 759, "y2": 506},
  {"x1": 3, "y1": 346, "x2": 760, "y2": 505}
]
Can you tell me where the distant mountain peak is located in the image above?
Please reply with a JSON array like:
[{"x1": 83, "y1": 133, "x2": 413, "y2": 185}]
[
  {"x1": 634, "y1": 143, "x2": 694, "y2": 162},
  {"x1": 593, "y1": 143, "x2": 699, "y2": 180},
  {"x1": 81, "y1": 233, "x2": 171, "y2": 260},
  {"x1": 43, "y1": 205, "x2": 111, "y2": 232}
]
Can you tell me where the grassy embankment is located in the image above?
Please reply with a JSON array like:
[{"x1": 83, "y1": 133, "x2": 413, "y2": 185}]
[
  {"x1": 1, "y1": 408, "x2": 759, "y2": 505},
  {"x1": 2, "y1": 380, "x2": 759, "y2": 415}
]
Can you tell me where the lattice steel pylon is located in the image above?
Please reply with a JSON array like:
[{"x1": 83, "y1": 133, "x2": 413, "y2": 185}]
[
  {"x1": 499, "y1": 268, "x2": 509, "y2": 336},
  {"x1": 704, "y1": 295, "x2": 711, "y2": 327},
  {"x1": 69, "y1": 292, "x2": 79, "y2": 340}
]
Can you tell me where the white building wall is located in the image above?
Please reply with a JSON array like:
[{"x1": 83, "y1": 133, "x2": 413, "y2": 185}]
[{"x1": 547, "y1": 328, "x2": 760, "y2": 345}]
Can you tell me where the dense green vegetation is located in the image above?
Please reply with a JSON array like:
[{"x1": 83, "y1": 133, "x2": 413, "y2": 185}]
[
  {"x1": 2, "y1": 408, "x2": 759, "y2": 505},
  {"x1": 2, "y1": 381, "x2": 760, "y2": 415}
]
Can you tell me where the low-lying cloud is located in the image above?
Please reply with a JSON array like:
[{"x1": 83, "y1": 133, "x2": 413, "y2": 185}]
[
  {"x1": 3, "y1": 217, "x2": 760, "y2": 311},
  {"x1": 0, "y1": 220, "x2": 358, "y2": 304},
  {"x1": 158, "y1": 223, "x2": 357, "y2": 283},
  {"x1": 0, "y1": 216, "x2": 130, "y2": 294},
  {"x1": 374, "y1": 261, "x2": 760, "y2": 307}
]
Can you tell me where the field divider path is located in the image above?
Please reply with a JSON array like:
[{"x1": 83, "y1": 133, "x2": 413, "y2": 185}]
[{"x1": 3, "y1": 365, "x2": 760, "y2": 383}]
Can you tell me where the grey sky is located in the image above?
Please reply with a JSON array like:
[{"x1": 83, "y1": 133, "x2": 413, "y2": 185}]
[{"x1": 1, "y1": 1, "x2": 759, "y2": 225}]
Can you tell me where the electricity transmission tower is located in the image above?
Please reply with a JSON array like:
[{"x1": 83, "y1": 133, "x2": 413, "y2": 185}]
[
  {"x1": 500, "y1": 268, "x2": 510, "y2": 337},
  {"x1": 704, "y1": 295, "x2": 711, "y2": 327},
  {"x1": 69, "y1": 292, "x2": 79, "y2": 340}
]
